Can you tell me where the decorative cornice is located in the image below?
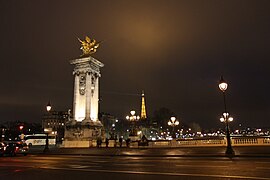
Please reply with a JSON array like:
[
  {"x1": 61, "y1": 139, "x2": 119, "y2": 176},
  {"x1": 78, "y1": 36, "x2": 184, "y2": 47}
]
[
  {"x1": 70, "y1": 56, "x2": 104, "y2": 76},
  {"x1": 70, "y1": 56, "x2": 104, "y2": 67}
]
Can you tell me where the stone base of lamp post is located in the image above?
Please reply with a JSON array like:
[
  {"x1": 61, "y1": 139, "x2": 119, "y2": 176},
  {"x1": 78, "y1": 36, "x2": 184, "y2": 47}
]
[
  {"x1": 225, "y1": 145, "x2": 235, "y2": 157},
  {"x1": 170, "y1": 139, "x2": 177, "y2": 147},
  {"x1": 43, "y1": 133, "x2": 50, "y2": 153},
  {"x1": 43, "y1": 146, "x2": 49, "y2": 153}
]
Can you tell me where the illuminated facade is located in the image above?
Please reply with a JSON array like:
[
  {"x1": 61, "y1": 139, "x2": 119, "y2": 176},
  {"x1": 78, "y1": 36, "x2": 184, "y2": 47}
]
[{"x1": 140, "y1": 91, "x2": 147, "y2": 119}]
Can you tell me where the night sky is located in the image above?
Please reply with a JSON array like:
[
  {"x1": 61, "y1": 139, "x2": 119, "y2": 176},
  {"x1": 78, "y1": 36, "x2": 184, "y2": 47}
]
[{"x1": 1, "y1": 1, "x2": 270, "y2": 129}]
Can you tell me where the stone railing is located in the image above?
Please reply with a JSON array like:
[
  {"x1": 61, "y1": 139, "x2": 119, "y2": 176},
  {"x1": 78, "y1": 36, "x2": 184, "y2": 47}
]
[
  {"x1": 147, "y1": 138, "x2": 225, "y2": 147},
  {"x1": 232, "y1": 137, "x2": 270, "y2": 146},
  {"x1": 145, "y1": 136, "x2": 270, "y2": 148},
  {"x1": 88, "y1": 136, "x2": 270, "y2": 148}
]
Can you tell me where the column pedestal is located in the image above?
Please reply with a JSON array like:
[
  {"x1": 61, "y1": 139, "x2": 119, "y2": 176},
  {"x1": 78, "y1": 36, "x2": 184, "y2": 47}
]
[{"x1": 63, "y1": 120, "x2": 103, "y2": 148}]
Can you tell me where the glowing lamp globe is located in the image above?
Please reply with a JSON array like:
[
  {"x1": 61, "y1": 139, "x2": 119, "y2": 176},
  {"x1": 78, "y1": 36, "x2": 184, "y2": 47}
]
[
  {"x1": 46, "y1": 101, "x2": 52, "y2": 112},
  {"x1": 219, "y1": 76, "x2": 228, "y2": 92}
]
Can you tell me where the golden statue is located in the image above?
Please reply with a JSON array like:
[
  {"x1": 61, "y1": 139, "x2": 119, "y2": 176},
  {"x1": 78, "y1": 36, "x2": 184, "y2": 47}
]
[{"x1": 78, "y1": 36, "x2": 100, "y2": 56}]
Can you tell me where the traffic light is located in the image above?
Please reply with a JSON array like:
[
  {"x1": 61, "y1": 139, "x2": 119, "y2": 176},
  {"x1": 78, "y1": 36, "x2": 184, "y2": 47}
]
[{"x1": 19, "y1": 125, "x2": 24, "y2": 131}]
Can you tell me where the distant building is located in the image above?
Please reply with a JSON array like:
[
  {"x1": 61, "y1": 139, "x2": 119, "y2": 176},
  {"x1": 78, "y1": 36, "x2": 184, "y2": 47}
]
[
  {"x1": 99, "y1": 113, "x2": 130, "y2": 139},
  {"x1": 99, "y1": 113, "x2": 118, "y2": 139},
  {"x1": 42, "y1": 110, "x2": 70, "y2": 143},
  {"x1": 0, "y1": 125, "x2": 7, "y2": 141}
]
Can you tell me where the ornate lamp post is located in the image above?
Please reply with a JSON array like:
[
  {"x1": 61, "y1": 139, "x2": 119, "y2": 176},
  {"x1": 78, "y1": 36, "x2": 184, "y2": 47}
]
[
  {"x1": 168, "y1": 117, "x2": 179, "y2": 138},
  {"x1": 219, "y1": 76, "x2": 235, "y2": 156},
  {"x1": 126, "y1": 110, "x2": 140, "y2": 136},
  {"x1": 43, "y1": 101, "x2": 51, "y2": 153}
]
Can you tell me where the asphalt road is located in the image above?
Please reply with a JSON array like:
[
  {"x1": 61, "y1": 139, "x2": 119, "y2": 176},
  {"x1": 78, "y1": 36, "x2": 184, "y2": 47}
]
[{"x1": 1, "y1": 154, "x2": 270, "y2": 180}]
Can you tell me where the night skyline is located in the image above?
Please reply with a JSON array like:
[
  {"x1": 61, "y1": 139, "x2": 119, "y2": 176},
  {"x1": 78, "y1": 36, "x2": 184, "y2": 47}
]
[{"x1": 1, "y1": 1, "x2": 270, "y2": 129}]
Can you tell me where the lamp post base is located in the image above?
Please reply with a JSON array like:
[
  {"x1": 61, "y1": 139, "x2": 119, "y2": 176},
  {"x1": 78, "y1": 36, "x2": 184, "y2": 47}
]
[
  {"x1": 43, "y1": 133, "x2": 49, "y2": 153},
  {"x1": 43, "y1": 147, "x2": 50, "y2": 153},
  {"x1": 225, "y1": 146, "x2": 235, "y2": 157}
]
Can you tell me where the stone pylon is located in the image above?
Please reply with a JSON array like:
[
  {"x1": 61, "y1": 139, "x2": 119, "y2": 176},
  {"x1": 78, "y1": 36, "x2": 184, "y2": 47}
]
[{"x1": 63, "y1": 56, "x2": 104, "y2": 148}]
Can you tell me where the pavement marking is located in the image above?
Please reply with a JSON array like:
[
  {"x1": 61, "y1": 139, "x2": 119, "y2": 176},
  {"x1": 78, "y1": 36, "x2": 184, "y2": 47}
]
[
  {"x1": 92, "y1": 160, "x2": 110, "y2": 163},
  {"x1": 68, "y1": 165, "x2": 101, "y2": 169},
  {"x1": 113, "y1": 163, "x2": 154, "y2": 167},
  {"x1": 175, "y1": 164, "x2": 228, "y2": 168},
  {"x1": 41, "y1": 166, "x2": 270, "y2": 180},
  {"x1": 256, "y1": 162, "x2": 270, "y2": 164},
  {"x1": 256, "y1": 167, "x2": 270, "y2": 170}
]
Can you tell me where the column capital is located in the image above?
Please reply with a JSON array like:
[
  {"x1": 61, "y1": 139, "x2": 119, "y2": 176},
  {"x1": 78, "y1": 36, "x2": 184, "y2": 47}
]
[{"x1": 70, "y1": 56, "x2": 104, "y2": 76}]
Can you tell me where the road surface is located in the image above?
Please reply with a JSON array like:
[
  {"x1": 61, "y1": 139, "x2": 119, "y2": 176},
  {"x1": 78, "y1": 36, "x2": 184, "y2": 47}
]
[{"x1": 1, "y1": 154, "x2": 270, "y2": 180}]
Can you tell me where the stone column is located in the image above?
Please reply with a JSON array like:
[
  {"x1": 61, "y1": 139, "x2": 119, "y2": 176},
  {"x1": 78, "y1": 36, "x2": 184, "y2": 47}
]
[
  {"x1": 84, "y1": 72, "x2": 92, "y2": 121},
  {"x1": 91, "y1": 74, "x2": 99, "y2": 121},
  {"x1": 73, "y1": 73, "x2": 79, "y2": 120}
]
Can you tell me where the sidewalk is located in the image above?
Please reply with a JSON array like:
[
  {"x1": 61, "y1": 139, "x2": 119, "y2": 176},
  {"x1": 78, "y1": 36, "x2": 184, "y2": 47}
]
[{"x1": 29, "y1": 146, "x2": 270, "y2": 157}]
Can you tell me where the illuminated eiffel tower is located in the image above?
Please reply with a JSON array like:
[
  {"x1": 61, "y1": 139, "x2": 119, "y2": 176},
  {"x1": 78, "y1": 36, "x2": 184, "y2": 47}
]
[{"x1": 140, "y1": 91, "x2": 147, "y2": 119}]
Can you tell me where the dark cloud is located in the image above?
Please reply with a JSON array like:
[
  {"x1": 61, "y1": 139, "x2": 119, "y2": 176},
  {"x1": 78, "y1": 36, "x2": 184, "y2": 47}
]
[{"x1": 0, "y1": 0, "x2": 270, "y2": 128}]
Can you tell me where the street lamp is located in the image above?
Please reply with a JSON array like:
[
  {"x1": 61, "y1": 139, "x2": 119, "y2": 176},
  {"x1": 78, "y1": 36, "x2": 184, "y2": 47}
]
[
  {"x1": 219, "y1": 76, "x2": 235, "y2": 156},
  {"x1": 126, "y1": 110, "x2": 140, "y2": 121},
  {"x1": 126, "y1": 110, "x2": 140, "y2": 136},
  {"x1": 44, "y1": 101, "x2": 51, "y2": 153},
  {"x1": 168, "y1": 117, "x2": 179, "y2": 138},
  {"x1": 46, "y1": 101, "x2": 52, "y2": 112}
]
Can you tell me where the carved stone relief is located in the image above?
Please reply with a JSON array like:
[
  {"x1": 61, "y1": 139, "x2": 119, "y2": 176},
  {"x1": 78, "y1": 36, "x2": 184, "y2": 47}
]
[{"x1": 79, "y1": 73, "x2": 86, "y2": 95}]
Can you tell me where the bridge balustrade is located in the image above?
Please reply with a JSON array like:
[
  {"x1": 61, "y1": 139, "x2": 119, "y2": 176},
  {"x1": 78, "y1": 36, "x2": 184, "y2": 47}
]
[
  {"x1": 86, "y1": 137, "x2": 270, "y2": 148},
  {"x1": 263, "y1": 138, "x2": 270, "y2": 144},
  {"x1": 146, "y1": 137, "x2": 270, "y2": 148},
  {"x1": 177, "y1": 139, "x2": 225, "y2": 147},
  {"x1": 232, "y1": 138, "x2": 258, "y2": 145}
]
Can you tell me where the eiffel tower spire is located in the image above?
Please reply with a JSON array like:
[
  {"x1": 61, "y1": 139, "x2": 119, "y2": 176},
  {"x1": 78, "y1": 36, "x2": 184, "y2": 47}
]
[{"x1": 140, "y1": 90, "x2": 147, "y2": 119}]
